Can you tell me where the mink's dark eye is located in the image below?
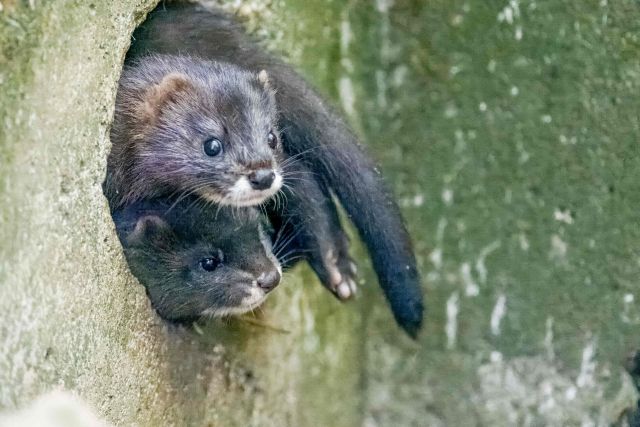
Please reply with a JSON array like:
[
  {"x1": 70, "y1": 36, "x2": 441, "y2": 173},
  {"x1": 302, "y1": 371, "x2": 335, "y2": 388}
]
[
  {"x1": 200, "y1": 250, "x2": 224, "y2": 272},
  {"x1": 203, "y1": 137, "x2": 223, "y2": 157},
  {"x1": 200, "y1": 257, "x2": 219, "y2": 272},
  {"x1": 267, "y1": 131, "x2": 278, "y2": 149}
]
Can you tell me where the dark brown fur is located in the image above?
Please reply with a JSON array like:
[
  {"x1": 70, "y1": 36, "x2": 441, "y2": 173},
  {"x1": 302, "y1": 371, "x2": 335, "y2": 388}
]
[{"x1": 118, "y1": 3, "x2": 424, "y2": 337}]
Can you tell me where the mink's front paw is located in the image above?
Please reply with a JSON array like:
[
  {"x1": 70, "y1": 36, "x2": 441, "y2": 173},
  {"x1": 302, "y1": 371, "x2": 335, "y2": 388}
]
[{"x1": 315, "y1": 245, "x2": 358, "y2": 301}]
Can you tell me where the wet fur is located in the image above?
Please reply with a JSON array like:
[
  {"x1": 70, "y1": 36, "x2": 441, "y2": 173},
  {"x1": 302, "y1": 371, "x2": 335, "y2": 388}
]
[{"x1": 125, "y1": 2, "x2": 424, "y2": 337}]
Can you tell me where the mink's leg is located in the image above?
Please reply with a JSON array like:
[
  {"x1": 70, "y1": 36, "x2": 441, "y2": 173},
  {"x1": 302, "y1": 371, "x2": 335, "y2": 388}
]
[{"x1": 269, "y1": 164, "x2": 357, "y2": 300}]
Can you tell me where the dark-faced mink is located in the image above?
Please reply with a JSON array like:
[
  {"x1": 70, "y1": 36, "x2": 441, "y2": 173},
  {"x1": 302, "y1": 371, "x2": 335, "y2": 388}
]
[
  {"x1": 112, "y1": 1, "x2": 424, "y2": 337},
  {"x1": 113, "y1": 197, "x2": 282, "y2": 320}
]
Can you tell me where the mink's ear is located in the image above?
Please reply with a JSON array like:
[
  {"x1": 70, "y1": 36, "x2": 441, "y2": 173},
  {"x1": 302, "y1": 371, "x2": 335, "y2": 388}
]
[
  {"x1": 257, "y1": 69, "x2": 270, "y2": 88},
  {"x1": 126, "y1": 215, "x2": 174, "y2": 248},
  {"x1": 142, "y1": 72, "x2": 193, "y2": 119}
]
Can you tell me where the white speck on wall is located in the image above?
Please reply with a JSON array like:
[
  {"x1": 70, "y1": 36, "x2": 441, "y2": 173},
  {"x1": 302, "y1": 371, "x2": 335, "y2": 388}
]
[
  {"x1": 413, "y1": 194, "x2": 424, "y2": 207},
  {"x1": 340, "y1": 17, "x2": 352, "y2": 54},
  {"x1": 338, "y1": 77, "x2": 355, "y2": 118},
  {"x1": 498, "y1": 5, "x2": 512, "y2": 23},
  {"x1": 559, "y1": 134, "x2": 578, "y2": 145},
  {"x1": 444, "y1": 103, "x2": 458, "y2": 118},
  {"x1": 510, "y1": 86, "x2": 519, "y2": 96},
  {"x1": 445, "y1": 292, "x2": 460, "y2": 349},
  {"x1": 490, "y1": 351, "x2": 503, "y2": 363},
  {"x1": 338, "y1": 15, "x2": 356, "y2": 118},
  {"x1": 515, "y1": 25, "x2": 523, "y2": 40},
  {"x1": 450, "y1": 65, "x2": 462, "y2": 76},
  {"x1": 479, "y1": 102, "x2": 487, "y2": 112},
  {"x1": 429, "y1": 248, "x2": 442, "y2": 270},
  {"x1": 375, "y1": 0, "x2": 394, "y2": 13},
  {"x1": 461, "y1": 262, "x2": 479, "y2": 296},
  {"x1": 476, "y1": 241, "x2": 501, "y2": 283},
  {"x1": 498, "y1": 7, "x2": 513, "y2": 23},
  {"x1": 519, "y1": 233, "x2": 530, "y2": 251},
  {"x1": 541, "y1": 114, "x2": 552, "y2": 123},
  {"x1": 391, "y1": 65, "x2": 408, "y2": 87},
  {"x1": 442, "y1": 188, "x2": 453, "y2": 206},
  {"x1": 621, "y1": 293, "x2": 636, "y2": 324},
  {"x1": 504, "y1": 188, "x2": 513, "y2": 203},
  {"x1": 550, "y1": 234, "x2": 568, "y2": 261},
  {"x1": 362, "y1": 415, "x2": 379, "y2": 427},
  {"x1": 565, "y1": 386, "x2": 577, "y2": 401},
  {"x1": 544, "y1": 316, "x2": 555, "y2": 360},
  {"x1": 538, "y1": 380, "x2": 556, "y2": 412},
  {"x1": 497, "y1": 0, "x2": 520, "y2": 24},
  {"x1": 576, "y1": 339, "x2": 597, "y2": 388},
  {"x1": 487, "y1": 59, "x2": 497, "y2": 73},
  {"x1": 553, "y1": 208, "x2": 574, "y2": 224},
  {"x1": 490, "y1": 294, "x2": 507, "y2": 335}
]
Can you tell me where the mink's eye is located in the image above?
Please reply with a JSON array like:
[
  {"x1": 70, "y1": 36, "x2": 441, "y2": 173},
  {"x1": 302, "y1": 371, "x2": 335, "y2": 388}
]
[
  {"x1": 267, "y1": 131, "x2": 278, "y2": 149},
  {"x1": 200, "y1": 249, "x2": 224, "y2": 272},
  {"x1": 203, "y1": 137, "x2": 223, "y2": 156}
]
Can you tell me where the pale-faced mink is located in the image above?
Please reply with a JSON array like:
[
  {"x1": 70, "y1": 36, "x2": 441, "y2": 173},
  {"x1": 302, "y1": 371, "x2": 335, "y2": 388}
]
[
  {"x1": 113, "y1": 197, "x2": 282, "y2": 320},
  {"x1": 115, "y1": 1, "x2": 424, "y2": 337},
  {"x1": 105, "y1": 55, "x2": 284, "y2": 209}
]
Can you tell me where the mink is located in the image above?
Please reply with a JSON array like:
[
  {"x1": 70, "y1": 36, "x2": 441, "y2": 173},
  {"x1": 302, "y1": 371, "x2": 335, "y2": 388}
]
[
  {"x1": 105, "y1": 55, "x2": 284, "y2": 209},
  {"x1": 105, "y1": 53, "x2": 358, "y2": 303},
  {"x1": 112, "y1": 197, "x2": 282, "y2": 320},
  {"x1": 119, "y1": 2, "x2": 424, "y2": 337}
]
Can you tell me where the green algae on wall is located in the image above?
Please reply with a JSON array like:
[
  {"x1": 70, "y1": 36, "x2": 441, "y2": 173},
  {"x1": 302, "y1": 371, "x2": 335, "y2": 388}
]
[
  {"x1": 339, "y1": 0, "x2": 640, "y2": 425},
  {"x1": 0, "y1": 1, "x2": 361, "y2": 426},
  {"x1": 1, "y1": 0, "x2": 639, "y2": 426}
]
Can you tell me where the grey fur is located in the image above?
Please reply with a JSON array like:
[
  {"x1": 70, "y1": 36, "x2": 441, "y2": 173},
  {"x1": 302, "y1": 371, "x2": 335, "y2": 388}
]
[{"x1": 105, "y1": 54, "x2": 283, "y2": 209}]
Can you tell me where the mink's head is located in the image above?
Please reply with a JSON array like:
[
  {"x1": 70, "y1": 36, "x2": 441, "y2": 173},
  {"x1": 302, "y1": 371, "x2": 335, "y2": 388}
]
[
  {"x1": 113, "y1": 198, "x2": 282, "y2": 320},
  {"x1": 109, "y1": 55, "x2": 283, "y2": 208}
]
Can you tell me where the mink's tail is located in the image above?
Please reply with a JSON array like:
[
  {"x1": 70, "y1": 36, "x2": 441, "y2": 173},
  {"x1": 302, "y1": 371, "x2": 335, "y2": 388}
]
[
  {"x1": 126, "y1": 1, "x2": 424, "y2": 338},
  {"x1": 279, "y1": 109, "x2": 424, "y2": 338}
]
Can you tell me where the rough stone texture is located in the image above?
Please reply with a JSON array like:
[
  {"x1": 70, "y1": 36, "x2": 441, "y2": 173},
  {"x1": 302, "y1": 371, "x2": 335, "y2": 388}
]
[
  {"x1": 340, "y1": 1, "x2": 640, "y2": 426},
  {"x1": 0, "y1": 1, "x2": 360, "y2": 426},
  {"x1": 1, "y1": 0, "x2": 639, "y2": 426}
]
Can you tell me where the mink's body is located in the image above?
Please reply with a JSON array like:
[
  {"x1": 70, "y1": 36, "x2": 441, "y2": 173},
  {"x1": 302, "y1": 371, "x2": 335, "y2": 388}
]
[{"x1": 121, "y1": 2, "x2": 424, "y2": 337}]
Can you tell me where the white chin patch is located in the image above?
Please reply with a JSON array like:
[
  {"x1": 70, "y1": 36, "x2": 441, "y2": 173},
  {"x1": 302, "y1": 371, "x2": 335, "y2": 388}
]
[
  {"x1": 239, "y1": 286, "x2": 269, "y2": 310},
  {"x1": 222, "y1": 173, "x2": 283, "y2": 206},
  {"x1": 202, "y1": 286, "x2": 268, "y2": 318}
]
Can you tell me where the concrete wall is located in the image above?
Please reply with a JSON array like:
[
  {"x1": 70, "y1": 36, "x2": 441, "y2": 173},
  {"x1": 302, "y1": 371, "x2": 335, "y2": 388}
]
[{"x1": 1, "y1": 0, "x2": 638, "y2": 426}]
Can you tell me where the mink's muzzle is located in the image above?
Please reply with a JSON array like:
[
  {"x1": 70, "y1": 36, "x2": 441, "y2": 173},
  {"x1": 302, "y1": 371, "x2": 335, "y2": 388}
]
[
  {"x1": 248, "y1": 169, "x2": 276, "y2": 190},
  {"x1": 257, "y1": 270, "x2": 281, "y2": 293}
]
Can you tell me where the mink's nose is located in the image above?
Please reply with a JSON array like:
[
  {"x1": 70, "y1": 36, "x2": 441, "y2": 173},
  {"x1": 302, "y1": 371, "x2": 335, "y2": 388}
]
[
  {"x1": 257, "y1": 270, "x2": 281, "y2": 293},
  {"x1": 248, "y1": 169, "x2": 276, "y2": 190}
]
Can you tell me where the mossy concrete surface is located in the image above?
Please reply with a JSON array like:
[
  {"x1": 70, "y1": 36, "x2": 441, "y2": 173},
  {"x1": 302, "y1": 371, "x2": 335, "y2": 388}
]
[
  {"x1": 1, "y1": 0, "x2": 639, "y2": 426},
  {"x1": 0, "y1": 1, "x2": 361, "y2": 426},
  {"x1": 331, "y1": 1, "x2": 640, "y2": 425}
]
